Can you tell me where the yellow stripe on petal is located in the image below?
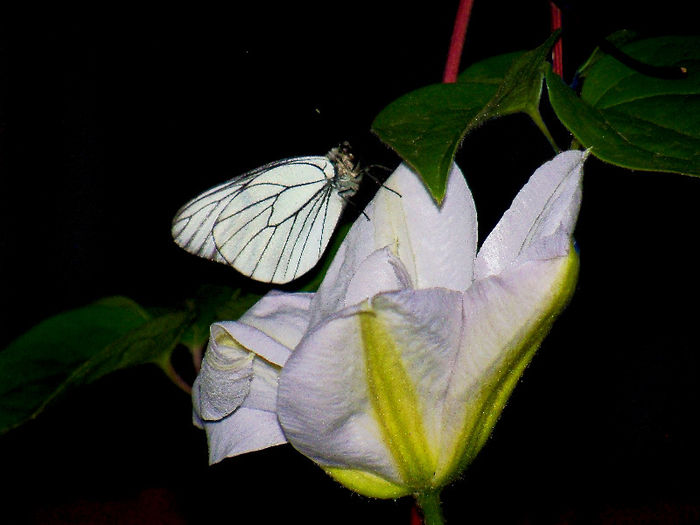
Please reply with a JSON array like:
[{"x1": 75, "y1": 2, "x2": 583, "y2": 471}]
[
  {"x1": 443, "y1": 247, "x2": 580, "y2": 482},
  {"x1": 324, "y1": 467, "x2": 412, "y2": 499},
  {"x1": 359, "y1": 311, "x2": 436, "y2": 489}
]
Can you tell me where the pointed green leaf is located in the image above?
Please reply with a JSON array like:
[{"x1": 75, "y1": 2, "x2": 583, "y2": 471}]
[
  {"x1": 372, "y1": 82, "x2": 494, "y2": 203},
  {"x1": 0, "y1": 298, "x2": 150, "y2": 433},
  {"x1": 372, "y1": 32, "x2": 559, "y2": 203},
  {"x1": 547, "y1": 36, "x2": 700, "y2": 175},
  {"x1": 57, "y1": 310, "x2": 193, "y2": 391},
  {"x1": 479, "y1": 31, "x2": 559, "y2": 129},
  {"x1": 0, "y1": 298, "x2": 193, "y2": 434}
]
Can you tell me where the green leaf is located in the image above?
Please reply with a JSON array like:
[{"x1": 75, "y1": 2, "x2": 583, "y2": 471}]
[
  {"x1": 547, "y1": 36, "x2": 700, "y2": 176},
  {"x1": 477, "y1": 31, "x2": 559, "y2": 138},
  {"x1": 58, "y1": 310, "x2": 193, "y2": 391},
  {"x1": 372, "y1": 82, "x2": 493, "y2": 203},
  {"x1": 372, "y1": 32, "x2": 559, "y2": 203},
  {"x1": 0, "y1": 297, "x2": 192, "y2": 434},
  {"x1": 456, "y1": 51, "x2": 525, "y2": 84},
  {"x1": 0, "y1": 297, "x2": 149, "y2": 433}
]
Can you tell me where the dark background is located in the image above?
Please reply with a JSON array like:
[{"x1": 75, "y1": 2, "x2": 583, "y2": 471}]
[{"x1": 1, "y1": 2, "x2": 698, "y2": 523}]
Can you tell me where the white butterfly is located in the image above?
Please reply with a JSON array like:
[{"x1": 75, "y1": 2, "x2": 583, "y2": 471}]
[{"x1": 171, "y1": 143, "x2": 362, "y2": 284}]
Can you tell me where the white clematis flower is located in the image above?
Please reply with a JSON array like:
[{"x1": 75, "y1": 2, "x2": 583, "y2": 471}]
[{"x1": 193, "y1": 150, "x2": 586, "y2": 498}]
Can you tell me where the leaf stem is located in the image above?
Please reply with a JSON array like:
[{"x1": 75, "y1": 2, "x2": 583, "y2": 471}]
[
  {"x1": 415, "y1": 491, "x2": 445, "y2": 525},
  {"x1": 549, "y1": 1, "x2": 563, "y2": 77},
  {"x1": 442, "y1": 0, "x2": 475, "y2": 83},
  {"x1": 160, "y1": 359, "x2": 193, "y2": 395}
]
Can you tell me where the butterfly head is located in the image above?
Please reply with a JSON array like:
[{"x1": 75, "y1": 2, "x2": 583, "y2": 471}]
[{"x1": 327, "y1": 142, "x2": 362, "y2": 196}]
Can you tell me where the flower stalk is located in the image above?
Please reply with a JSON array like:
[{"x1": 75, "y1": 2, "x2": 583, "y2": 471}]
[
  {"x1": 443, "y1": 0, "x2": 475, "y2": 83},
  {"x1": 416, "y1": 491, "x2": 445, "y2": 525},
  {"x1": 550, "y1": 1, "x2": 563, "y2": 77}
]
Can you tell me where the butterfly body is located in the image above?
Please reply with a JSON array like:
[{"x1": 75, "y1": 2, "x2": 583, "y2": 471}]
[{"x1": 172, "y1": 144, "x2": 361, "y2": 284}]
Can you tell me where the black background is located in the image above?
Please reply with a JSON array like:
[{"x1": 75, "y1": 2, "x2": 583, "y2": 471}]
[{"x1": 1, "y1": 2, "x2": 699, "y2": 523}]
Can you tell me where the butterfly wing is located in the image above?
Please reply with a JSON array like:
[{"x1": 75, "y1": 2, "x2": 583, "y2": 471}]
[
  {"x1": 172, "y1": 156, "x2": 346, "y2": 283},
  {"x1": 172, "y1": 176, "x2": 244, "y2": 265}
]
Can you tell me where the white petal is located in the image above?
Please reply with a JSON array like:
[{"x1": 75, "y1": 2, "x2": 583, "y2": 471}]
[
  {"x1": 245, "y1": 357, "x2": 283, "y2": 412},
  {"x1": 195, "y1": 326, "x2": 289, "y2": 461},
  {"x1": 192, "y1": 327, "x2": 254, "y2": 422},
  {"x1": 278, "y1": 305, "x2": 403, "y2": 482},
  {"x1": 238, "y1": 291, "x2": 313, "y2": 351},
  {"x1": 311, "y1": 163, "x2": 477, "y2": 325},
  {"x1": 308, "y1": 227, "x2": 370, "y2": 327},
  {"x1": 203, "y1": 407, "x2": 287, "y2": 464},
  {"x1": 440, "y1": 252, "x2": 577, "y2": 472},
  {"x1": 368, "y1": 289, "x2": 467, "y2": 449},
  {"x1": 213, "y1": 320, "x2": 292, "y2": 368},
  {"x1": 475, "y1": 150, "x2": 585, "y2": 278},
  {"x1": 278, "y1": 288, "x2": 466, "y2": 484},
  {"x1": 192, "y1": 291, "x2": 310, "y2": 442},
  {"x1": 377, "y1": 163, "x2": 477, "y2": 291},
  {"x1": 343, "y1": 247, "x2": 413, "y2": 308}
]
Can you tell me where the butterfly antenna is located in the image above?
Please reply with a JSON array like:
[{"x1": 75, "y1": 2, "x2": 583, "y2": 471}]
[
  {"x1": 360, "y1": 164, "x2": 402, "y2": 198},
  {"x1": 337, "y1": 190, "x2": 371, "y2": 221}
]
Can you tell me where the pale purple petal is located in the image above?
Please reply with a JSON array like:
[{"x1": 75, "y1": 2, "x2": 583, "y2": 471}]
[
  {"x1": 311, "y1": 163, "x2": 477, "y2": 326},
  {"x1": 278, "y1": 288, "x2": 466, "y2": 483},
  {"x1": 368, "y1": 289, "x2": 466, "y2": 447},
  {"x1": 211, "y1": 321, "x2": 291, "y2": 367},
  {"x1": 343, "y1": 247, "x2": 413, "y2": 308},
  {"x1": 308, "y1": 226, "x2": 369, "y2": 327},
  {"x1": 475, "y1": 150, "x2": 585, "y2": 279},
  {"x1": 238, "y1": 291, "x2": 313, "y2": 351},
  {"x1": 376, "y1": 163, "x2": 477, "y2": 291},
  {"x1": 278, "y1": 305, "x2": 402, "y2": 482},
  {"x1": 192, "y1": 291, "x2": 312, "y2": 461},
  {"x1": 440, "y1": 254, "x2": 576, "y2": 466},
  {"x1": 203, "y1": 407, "x2": 287, "y2": 464},
  {"x1": 192, "y1": 325, "x2": 253, "y2": 422}
]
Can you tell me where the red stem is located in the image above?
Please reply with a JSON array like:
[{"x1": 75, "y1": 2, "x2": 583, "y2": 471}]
[
  {"x1": 442, "y1": 0, "x2": 475, "y2": 83},
  {"x1": 410, "y1": 503, "x2": 423, "y2": 525},
  {"x1": 549, "y1": 1, "x2": 563, "y2": 77}
]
